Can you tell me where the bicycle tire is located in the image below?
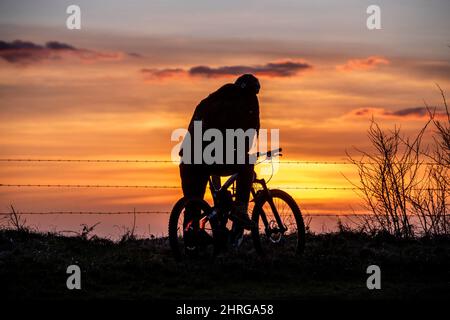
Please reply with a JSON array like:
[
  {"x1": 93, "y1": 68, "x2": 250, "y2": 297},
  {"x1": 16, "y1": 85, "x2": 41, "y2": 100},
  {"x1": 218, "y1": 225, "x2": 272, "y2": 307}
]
[
  {"x1": 251, "y1": 189, "x2": 305, "y2": 256},
  {"x1": 168, "y1": 197, "x2": 215, "y2": 260}
]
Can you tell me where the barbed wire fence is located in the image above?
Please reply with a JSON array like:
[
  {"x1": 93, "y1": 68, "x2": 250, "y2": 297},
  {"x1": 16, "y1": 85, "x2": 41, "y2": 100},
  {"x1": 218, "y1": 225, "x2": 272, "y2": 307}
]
[
  {"x1": 0, "y1": 211, "x2": 370, "y2": 217},
  {"x1": 0, "y1": 158, "x2": 444, "y2": 165},
  {"x1": 0, "y1": 183, "x2": 362, "y2": 190},
  {"x1": 0, "y1": 157, "x2": 445, "y2": 234}
]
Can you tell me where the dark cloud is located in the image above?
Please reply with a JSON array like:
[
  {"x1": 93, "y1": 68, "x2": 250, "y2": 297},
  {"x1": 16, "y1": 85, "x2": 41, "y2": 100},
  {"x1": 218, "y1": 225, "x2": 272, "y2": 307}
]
[
  {"x1": 0, "y1": 39, "x2": 122, "y2": 64},
  {"x1": 141, "y1": 60, "x2": 312, "y2": 80},
  {"x1": 45, "y1": 41, "x2": 76, "y2": 51},
  {"x1": 352, "y1": 106, "x2": 447, "y2": 119},
  {"x1": 0, "y1": 40, "x2": 41, "y2": 50},
  {"x1": 389, "y1": 107, "x2": 429, "y2": 117},
  {"x1": 189, "y1": 61, "x2": 311, "y2": 77}
]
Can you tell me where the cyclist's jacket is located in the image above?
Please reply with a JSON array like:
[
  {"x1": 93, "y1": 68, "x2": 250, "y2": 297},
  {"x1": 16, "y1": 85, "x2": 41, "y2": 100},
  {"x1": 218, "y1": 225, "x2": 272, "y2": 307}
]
[{"x1": 180, "y1": 83, "x2": 260, "y2": 165}]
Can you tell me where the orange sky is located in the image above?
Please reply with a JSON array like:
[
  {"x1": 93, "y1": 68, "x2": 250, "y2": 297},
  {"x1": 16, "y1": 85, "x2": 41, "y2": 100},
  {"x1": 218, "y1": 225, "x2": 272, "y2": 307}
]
[{"x1": 0, "y1": 1, "x2": 449, "y2": 236}]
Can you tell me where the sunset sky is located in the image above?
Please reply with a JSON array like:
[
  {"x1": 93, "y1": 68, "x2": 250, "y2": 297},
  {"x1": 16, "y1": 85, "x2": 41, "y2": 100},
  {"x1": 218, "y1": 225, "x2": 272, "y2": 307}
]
[{"x1": 1, "y1": 0, "x2": 449, "y2": 237}]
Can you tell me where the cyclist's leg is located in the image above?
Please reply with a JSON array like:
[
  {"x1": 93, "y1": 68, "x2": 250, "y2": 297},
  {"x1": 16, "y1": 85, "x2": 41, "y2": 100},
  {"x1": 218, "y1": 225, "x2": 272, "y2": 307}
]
[
  {"x1": 179, "y1": 164, "x2": 209, "y2": 227},
  {"x1": 180, "y1": 164, "x2": 209, "y2": 198},
  {"x1": 231, "y1": 164, "x2": 255, "y2": 229},
  {"x1": 235, "y1": 164, "x2": 254, "y2": 206}
]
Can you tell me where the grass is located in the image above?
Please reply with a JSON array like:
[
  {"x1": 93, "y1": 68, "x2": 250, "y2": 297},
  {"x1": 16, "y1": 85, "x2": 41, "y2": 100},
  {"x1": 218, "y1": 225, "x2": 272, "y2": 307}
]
[{"x1": 1, "y1": 228, "x2": 449, "y2": 300}]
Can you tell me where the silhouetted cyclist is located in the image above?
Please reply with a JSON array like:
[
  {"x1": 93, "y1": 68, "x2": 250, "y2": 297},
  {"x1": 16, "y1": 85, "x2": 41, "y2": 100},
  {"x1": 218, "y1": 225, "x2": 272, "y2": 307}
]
[{"x1": 179, "y1": 74, "x2": 260, "y2": 229}]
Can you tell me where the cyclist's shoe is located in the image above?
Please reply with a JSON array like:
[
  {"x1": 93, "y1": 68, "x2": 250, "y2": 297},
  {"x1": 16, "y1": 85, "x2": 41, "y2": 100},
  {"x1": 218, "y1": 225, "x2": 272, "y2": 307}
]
[
  {"x1": 183, "y1": 231, "x2": 198, "y2": 257},
  {"x1": 230, "y1": 204, "x2": 255, "y2": 230}
]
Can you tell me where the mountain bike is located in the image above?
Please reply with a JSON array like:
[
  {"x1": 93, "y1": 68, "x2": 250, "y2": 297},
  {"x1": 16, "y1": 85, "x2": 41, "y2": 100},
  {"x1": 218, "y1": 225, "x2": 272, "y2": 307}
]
[{"x1": 168, "y1": 148, "x2": 305, "y2": 260}]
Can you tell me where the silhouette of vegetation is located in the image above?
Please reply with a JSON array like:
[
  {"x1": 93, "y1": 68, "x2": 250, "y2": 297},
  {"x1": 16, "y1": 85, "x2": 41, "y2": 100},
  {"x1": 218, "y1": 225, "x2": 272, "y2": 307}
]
[
  {"x1": 428, "y1": 85, "x2": 450, "y2": 166},
  {"x1": 117, "y1": 210, "x2": 138, "y2": 243},
  {"x1": 347, "y1": 88, "x2": 449, "y2": 238},
  {"x1": 412, "y1": 85, "x2": 450, "y2": 236},
  {"x1": 6, "y1": 205, "x2": 28, "y2": 233}
]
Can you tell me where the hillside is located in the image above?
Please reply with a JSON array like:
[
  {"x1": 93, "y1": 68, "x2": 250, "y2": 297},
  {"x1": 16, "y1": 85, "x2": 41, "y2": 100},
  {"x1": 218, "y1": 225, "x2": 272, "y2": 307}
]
[{"x1": 1, "y1": 229, "x2": 449, "y2": 300}]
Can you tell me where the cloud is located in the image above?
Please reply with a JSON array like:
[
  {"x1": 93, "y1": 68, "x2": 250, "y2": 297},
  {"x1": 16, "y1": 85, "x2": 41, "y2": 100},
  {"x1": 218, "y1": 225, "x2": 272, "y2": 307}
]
[
  {"x1": 189, "y1": 61, "x2": 312, "y2": 77},
  {"x1": 141, "y1": 60, "x2": 312, "y2": 80},
  {"x1": 0, "y1": 40, "x2": 124, "y2": 64},
  {"x1": 141, "y1": 68, "x2": 186, "y2": 80},
  {"x1": 127, "y1": 52, "x2": 143, "y2": 58},
  {"x1": 348, "y1": 106, "x2": 448, "y2": 120},
  {"x1": 337, "y1": 56, "x2": 389, "y2": 72}
]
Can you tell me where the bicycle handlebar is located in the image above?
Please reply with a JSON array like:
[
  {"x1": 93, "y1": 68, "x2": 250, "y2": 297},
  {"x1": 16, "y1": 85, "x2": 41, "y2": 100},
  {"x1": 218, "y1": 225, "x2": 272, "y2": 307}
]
[{"x1": 253, "y1": 148, "x2": 282, "y2": 158}]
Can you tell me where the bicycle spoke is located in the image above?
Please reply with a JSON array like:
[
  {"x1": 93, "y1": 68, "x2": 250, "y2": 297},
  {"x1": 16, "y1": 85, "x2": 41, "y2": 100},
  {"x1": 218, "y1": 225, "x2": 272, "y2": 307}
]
[{"x1": 254, "y1": 190, "x2": 304, "y2": 252}]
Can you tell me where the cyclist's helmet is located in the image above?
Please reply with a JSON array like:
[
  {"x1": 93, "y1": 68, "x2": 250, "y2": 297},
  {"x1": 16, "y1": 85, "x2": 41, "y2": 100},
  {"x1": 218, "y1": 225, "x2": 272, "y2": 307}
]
[{"x1": 235, "y1": 74, "x2": 260, "y2": 94}]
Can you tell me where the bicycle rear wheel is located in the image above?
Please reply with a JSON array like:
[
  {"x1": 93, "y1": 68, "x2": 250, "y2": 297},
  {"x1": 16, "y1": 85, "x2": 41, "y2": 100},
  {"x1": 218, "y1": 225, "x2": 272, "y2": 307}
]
[
  {"x1": 251, "y1": 189, "x2": 305, "y2": 256},
  {"x1": 168, "y1": 197, "x2": 216, "y2": 260}
]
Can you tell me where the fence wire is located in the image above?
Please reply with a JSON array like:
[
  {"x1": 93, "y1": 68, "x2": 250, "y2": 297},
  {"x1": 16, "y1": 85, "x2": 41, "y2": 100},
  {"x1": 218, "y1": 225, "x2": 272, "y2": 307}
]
[
  {"x1": 0, "y1": 211, "x2": 367, "y2": 217},
  {"x1": 0, "y1": 158, "x2": 444, "y2": 166}
]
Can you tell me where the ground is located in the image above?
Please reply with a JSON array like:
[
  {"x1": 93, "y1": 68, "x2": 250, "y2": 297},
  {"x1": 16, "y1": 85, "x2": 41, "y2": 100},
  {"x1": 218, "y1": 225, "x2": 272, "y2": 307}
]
[{"x1": 1, "y1": 229, "x2": 449, "y2": 300}]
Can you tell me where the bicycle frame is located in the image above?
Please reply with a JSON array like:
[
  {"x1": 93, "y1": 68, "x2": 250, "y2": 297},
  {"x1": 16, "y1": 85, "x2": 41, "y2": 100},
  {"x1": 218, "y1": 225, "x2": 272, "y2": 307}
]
[
  {"x1": 251, "y1": 177, "x2": 287, "y2": 235},
  {"x1": 206, "y1": 148, "x2": 287, "y2": 235},
  {"x1": 208, "y1": 173, "x2": 239, "y2": 207}
]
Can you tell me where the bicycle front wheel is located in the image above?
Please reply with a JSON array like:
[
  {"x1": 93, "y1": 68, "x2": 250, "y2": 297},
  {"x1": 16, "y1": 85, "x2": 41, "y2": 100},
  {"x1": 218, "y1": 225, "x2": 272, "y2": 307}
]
[
  {"x1": 251, "y1": 189, "x2": 305, "y2": 256},
  {"x1": 168, "y1": 197, "x2": 216, "y2": 260}
]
